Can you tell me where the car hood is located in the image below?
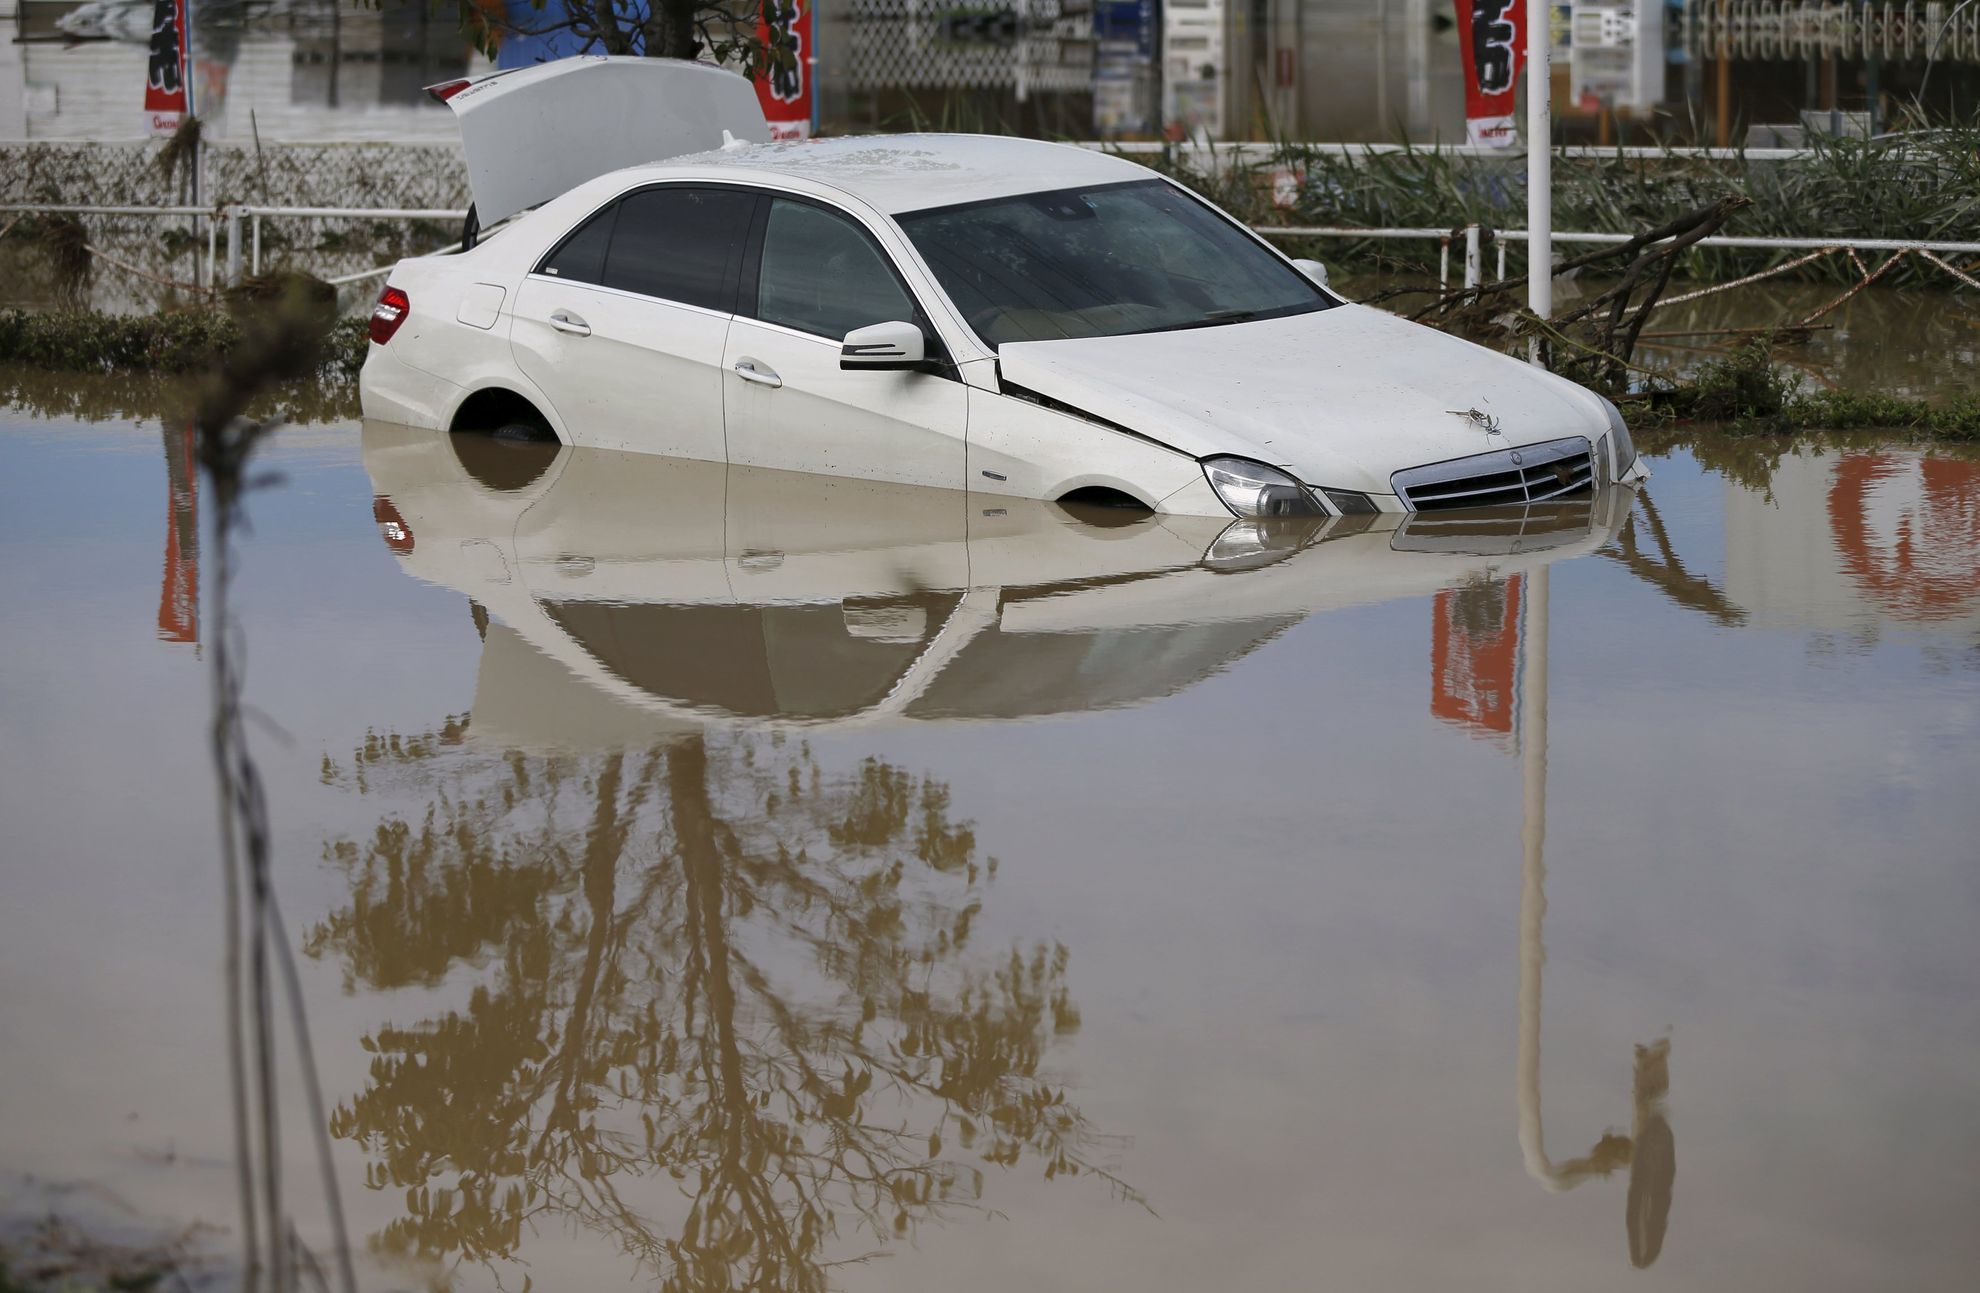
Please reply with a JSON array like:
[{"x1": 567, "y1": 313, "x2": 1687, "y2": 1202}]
[{"x1": 994, "y1": 303, "x2": 1611, "y2": 497}]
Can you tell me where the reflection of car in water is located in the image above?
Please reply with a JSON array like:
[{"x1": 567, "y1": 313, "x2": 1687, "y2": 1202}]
[{"x1": 363, "y1": 421, "x2": 1629, "y2": 748}]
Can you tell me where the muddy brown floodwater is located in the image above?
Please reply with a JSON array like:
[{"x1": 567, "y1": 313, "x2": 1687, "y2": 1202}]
[{"x1": 1, "y1": 387, "x2": 1977, "y2": 1291}]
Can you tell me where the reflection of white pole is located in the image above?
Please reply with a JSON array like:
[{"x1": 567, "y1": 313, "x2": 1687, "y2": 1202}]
[
  {"x1": 1516, "y1": 564, "x2": 1553, "y2": 1183},
  {"x1": 1526, "y1": 0, "x2": 1551, "y2": 350}
]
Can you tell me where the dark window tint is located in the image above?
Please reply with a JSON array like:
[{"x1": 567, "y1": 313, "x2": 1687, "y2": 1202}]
[
  {"x1": 601, "y1": 187, "x2": 755, "y2": 310},
  {"x1": 540, "y1": 205, "x2": 617, "y2": 284},
  {"x1": 538, "y1": 598, "x2": 957, "y2": 720},
  {"x1": 897, "y1": 179, "x2": 1331, "y2": 348},
  {"x1": 754, "y1": 199, "x2": 917, "y2": 339}
]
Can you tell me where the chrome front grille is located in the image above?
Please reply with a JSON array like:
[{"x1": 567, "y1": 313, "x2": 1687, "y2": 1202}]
[{"x1": 1391, "y1": 437, "x2": 1595, "y2": 512}]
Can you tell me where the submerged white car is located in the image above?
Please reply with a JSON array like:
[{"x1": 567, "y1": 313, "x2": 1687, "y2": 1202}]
[{"x1": 361, "y1": 57, "x2": 1645, "y2": 518}]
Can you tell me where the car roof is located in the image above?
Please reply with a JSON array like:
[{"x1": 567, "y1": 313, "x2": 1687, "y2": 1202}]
[{"x1": 635, "y1": 134, "x2": 1157, "y2": 215}]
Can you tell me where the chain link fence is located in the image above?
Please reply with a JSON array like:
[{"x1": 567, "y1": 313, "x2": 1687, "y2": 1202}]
[
  {"x1": 0, "y1": 141, "x2": 470, "y2": 311},
  {"x1": 0, "y1": 141, "x2": 469, "y2": 210}
]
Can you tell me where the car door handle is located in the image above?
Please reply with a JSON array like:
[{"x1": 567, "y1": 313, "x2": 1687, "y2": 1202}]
[
  {"x1": 732, "y1": 358, "x2": 782, "y2": 389},
  {"x1": 548, "y1": 309, "x2": 591, "y2": 336}
]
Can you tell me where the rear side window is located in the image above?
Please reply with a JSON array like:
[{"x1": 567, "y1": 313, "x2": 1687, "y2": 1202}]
[
  {"x1": 540, "y1": 205, "x2": 617, "y2": 284},
  {"x1": 601, "y1": 187, "x2": 755, "y2": 310},
  {"x1": 753, "y1": 199, "x2": 918, "y2": 339}
]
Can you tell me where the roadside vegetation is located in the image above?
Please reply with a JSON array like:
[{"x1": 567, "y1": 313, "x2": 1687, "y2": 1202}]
[
  {"x1": 6, "y1": 303, "x2": 1976, "y2": 439},
  {"x1": 0, "y1": 307, "x2": 364, "y2": 381},
  {"x1": 1146, "y1": 112, "x2": 1980, "y2": 284},
  {"x1": 1625, "y1": 341, "x2": 1980, "y2": 438}
]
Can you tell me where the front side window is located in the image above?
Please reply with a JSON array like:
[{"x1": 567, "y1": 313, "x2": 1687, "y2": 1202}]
[
  {"x1": 753, "y1": 198, "x2": 918, "y2": 339},
  {"x1": 587, "y1": 186, "x2": 755, "y2": 310},
  {"x1": 897, "y1": 179, "x2": 1333, "y2": 348}
]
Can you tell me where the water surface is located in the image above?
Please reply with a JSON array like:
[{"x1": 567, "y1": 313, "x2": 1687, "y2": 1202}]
[{"x1": 1, "y1": 401, "x2": 1976, "y2": 1290}]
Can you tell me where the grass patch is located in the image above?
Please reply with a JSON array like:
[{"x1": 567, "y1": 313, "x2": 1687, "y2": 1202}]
[
  {"x1": 1623, "y1": 341, "x2": 1980, "y2": 439},
  {"x1": 0, "y1": 307, "x2": 365, "y2": 380}
]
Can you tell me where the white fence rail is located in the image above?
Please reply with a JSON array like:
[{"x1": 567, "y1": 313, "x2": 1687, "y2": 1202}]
[
  {"x1": 0, "y1": 202, "x2": 467, "y2": 291},
  {"x1": 1254, "y1": 224, "x2": 1980, "y2": 298},
  {"x1": 6, "y1": 202, "x2": 1979, "y2": 300}
]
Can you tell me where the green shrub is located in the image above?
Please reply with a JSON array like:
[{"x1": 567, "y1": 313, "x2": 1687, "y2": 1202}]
[{"x1": 1625, "y1": 341, "x2": 1980, "y2": 439}]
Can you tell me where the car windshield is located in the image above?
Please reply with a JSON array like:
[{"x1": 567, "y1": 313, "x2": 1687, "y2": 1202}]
[{"x1": 896, "y1": 179, "x2": 1333, "y2": 348}]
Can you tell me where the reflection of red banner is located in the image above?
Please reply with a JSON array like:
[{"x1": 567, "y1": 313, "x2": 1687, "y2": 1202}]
[
  {"x1": 1828, "y1": 454, "x2": 1980, "y2": 623},
  {"x1": 1453, "y1": 0, "x2": 1525, "y2": 148},
  {"x1": 158, "y1": 422, "x2": 199, "y2": 644},
  {"x1": 754, "y1": 0, "x2": 813, "y2": 140},
  {"x1": 1431, "y1": 573, "x2": 1522, "y2": 742},
  {"x1": 144, "y1": 0, "x2": 194, "y2": 136}
]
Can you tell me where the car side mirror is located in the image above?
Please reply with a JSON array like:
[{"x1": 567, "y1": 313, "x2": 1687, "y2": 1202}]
[
  {"x1": 1292, "y1": 257, "x2": 1330, "y2": 288},
  {"x1": 840, "y1": 320, "x2": 927, "y2": 371}
]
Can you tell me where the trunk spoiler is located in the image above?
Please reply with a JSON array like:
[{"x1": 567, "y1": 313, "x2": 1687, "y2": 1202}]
[{"x1": 427, "y1": 56, "x2": 771, "y2": 227}]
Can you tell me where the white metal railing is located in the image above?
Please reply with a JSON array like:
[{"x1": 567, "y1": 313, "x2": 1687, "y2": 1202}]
[
  {"x1": 1255, "y1": 223, "x2": 1980, "y2": 295},
  {"x1": 0, "y1": 202, "x2": 467, "y2": 291},
  {"x1": 7, "y1": 202, "x2": 1978, "y2": 300},
  {"x1": 1079, "y1": 141, "x2": 1826, "y2": 164}
]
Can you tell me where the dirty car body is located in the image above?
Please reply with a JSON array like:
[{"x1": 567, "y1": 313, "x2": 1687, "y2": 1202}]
[{"x1": 360, "y1": 57, "x2": 1646, "y2": 518}]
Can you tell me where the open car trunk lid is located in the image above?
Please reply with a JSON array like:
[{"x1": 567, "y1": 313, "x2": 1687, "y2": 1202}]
[{"x1": 436, "y1": 56, "x2": 770, "y2": 226}]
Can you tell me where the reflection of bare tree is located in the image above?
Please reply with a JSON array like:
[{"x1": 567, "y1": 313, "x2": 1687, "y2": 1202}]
[
  {"x1": 1601, "y1": 490, "x2": 1748, "y2": 627},
  {"x1": 307, "y1": 730, "x2": 1135, "y2": 1289}
]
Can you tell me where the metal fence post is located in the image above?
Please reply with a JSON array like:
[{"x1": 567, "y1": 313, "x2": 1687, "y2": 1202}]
[
  {"x1": 224, "y1": 206, "x2": 242, "y2": 288},
  {"x1": 1440, "y1": 235, "x2": 1451, "y2": 290},
  {"x1": 1464, "y1": 224, "x2": 1483, "y2": 289},
  {"x1": 251, "y1": 211, "x2": 261, "y2": 278}
]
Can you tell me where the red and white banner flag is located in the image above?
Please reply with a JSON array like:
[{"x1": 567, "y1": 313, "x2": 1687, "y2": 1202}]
[
  {"x1": 1453, "y1": 0, "x2": 1524, "y2": 148},
  {"x1": 144, "y1": 0, "x2": 194, "y2": 135},
  {"x1": 754, "y1": 0, "x2": 813, "y2": 141}
]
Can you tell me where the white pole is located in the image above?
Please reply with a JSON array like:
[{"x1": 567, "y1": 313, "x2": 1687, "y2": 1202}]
[{"x1": 1526, "y1": 0, "x2": 1552, "y2": 348}]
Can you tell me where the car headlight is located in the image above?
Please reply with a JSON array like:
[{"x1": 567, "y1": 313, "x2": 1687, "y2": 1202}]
[
  {"x1": 1202, "y1": 456, "x2": 1326, "y2": 519},
  {"x1": 1599, "y1": 396, "x2": 1638, "y2": 477}
]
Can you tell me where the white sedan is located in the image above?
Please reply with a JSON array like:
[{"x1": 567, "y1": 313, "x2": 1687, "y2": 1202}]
[{"x1": 360, "y1": 57, "x2": 1644, "y2": 519}]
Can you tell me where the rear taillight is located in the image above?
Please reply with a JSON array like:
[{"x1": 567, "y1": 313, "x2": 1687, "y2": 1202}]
[
  {"x1": 369, "y1": 286, "x2": 410, "y2": 345},
  {"x1": 424, "y1": 78, "x2": 474, "y2": 104}
]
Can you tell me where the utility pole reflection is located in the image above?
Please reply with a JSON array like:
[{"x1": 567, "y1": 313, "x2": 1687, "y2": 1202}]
[{"x1": 1514, "y1": 565, "x2": 1676, "y2": 1268}]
